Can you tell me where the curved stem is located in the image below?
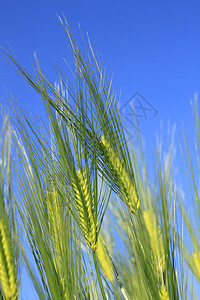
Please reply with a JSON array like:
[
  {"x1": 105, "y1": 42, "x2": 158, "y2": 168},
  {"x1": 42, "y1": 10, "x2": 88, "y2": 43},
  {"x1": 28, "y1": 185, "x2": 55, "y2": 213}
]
[{"x1": 92, "y1": 251, "x2": 107, "y2": 300}]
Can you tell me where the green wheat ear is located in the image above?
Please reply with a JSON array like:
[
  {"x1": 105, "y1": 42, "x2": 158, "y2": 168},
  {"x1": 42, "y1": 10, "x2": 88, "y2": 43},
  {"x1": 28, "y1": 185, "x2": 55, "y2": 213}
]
[
  {"x1": 102, "y1": 135, "x2": 140, "y2": 214},
  {"x1": 143, "y1": 209, "x2": 165, "y2": 276},
  {"x1": 192, "y1": 252, "x2": 200, "y2": 283},
  {"x1": 96, "y1": 234, "x2": 114, "y2": 283},
  {"x1": 47, "y1": 190, "x2": 63, "y2": 255},
  {"x1": 47, "y1": 190, "x2": 69, "y2": 298},
  {"x1": 159, "y1": 286, "x2": 170, "y2": 300},
  {"x1": 72, "y1": 170, "x2": 98, "y2": 252},
  {"x1": 0, "y1": 218, "x2": 18, "y2": 300}
]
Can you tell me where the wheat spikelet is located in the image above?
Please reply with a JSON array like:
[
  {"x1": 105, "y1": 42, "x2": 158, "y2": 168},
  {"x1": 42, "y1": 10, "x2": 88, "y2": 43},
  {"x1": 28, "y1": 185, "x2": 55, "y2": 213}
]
[
  {"x1": 0, "y1": 220, "x2": 18, "y2": 299},
  {"x1": 72, "y1": 170, "x2": 97, "y2": 252},
  {"x1": 102, "y1": 135, "x2": 140, "y2": 214},
  {"x1": 143, "y1": 209, "x2": 165, "y2": 276},
  {"x1": 159, "y1": 286, "x2": 170, "y2": 300},
  {"x1": 96, "y1": 235, "x2": 114, "y2": 283}
]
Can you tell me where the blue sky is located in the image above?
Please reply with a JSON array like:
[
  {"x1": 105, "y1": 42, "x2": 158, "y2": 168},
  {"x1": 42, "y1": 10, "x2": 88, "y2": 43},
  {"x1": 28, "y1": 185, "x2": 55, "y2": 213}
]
[
  {"x1": 1, "y1": 0, "x2": 200, "y2": 298},
  {"x1": 1, "y1": 0, "x2": 200, "y2": 137}
]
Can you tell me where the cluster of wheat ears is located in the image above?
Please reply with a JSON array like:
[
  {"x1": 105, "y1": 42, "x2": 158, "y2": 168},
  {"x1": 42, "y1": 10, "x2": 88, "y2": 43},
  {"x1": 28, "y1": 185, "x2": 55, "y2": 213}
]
[{"x1": 1, "y1": 17, "x2": 200, "y2": 299}]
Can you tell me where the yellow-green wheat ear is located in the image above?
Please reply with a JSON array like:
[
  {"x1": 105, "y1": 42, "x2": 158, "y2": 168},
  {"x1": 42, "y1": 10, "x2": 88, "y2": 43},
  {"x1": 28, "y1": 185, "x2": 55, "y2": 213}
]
[
  {"x1": 102, "y1": 135, "x2": 140, "y2": 214},
  {"x1": 0, "y1": 219, "x2": 18, "y2": 299},
  {"x1": 159, "y1": 286, "x2": 170, "y2": 300},
  {"x1": 47, "y1": 190, "x2": 63, "y2": 255},
  {"x1": 123, "y1": 174, "x2": 140, "y2": 214},
  {"x1": 47, "y1": 190, "x2": 68, "y2": 299},
  {"x1": 72, "y1": 170, "x2": 98, "y2": 252},
  {"x1": 143, "y1": 209, "x2": 165, "y2": 276},
  {"x1": 192, "y1": 251, "x2": 200, "y2": 283},
  {"x1": 96, "y1": 235, "x2": 114, "y2": 283}
]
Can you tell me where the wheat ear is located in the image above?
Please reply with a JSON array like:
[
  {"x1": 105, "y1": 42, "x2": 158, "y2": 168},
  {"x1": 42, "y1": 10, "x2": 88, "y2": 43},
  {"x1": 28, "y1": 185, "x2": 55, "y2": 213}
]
[
  {"x1": 96, "y1": 234, "x2": 114, "y2": 283},
  {"x1": 102, "y1": 135, "x2": 140, "y2": 214},
  {"x1": 72, "y1": 170, "x2": 98, "y2": 252},
  {"x1": 47, "y1": 190, "x2": 63, "y2": 255},
  {"x1": 143, "y1": 209, "x2": 165, "y2": 276},
  {"x1": 159, "y1": 286, "x2": 170, "y2": 300},
  {"x1": 47, "y1": 190, "x2": 69, "y2": 298},
  {"x1": 192, "y1": 252, "x2": 200, "y2": 283},
  {"x1": 0, "y1": 219, "x2": 18, "y2": 299}
]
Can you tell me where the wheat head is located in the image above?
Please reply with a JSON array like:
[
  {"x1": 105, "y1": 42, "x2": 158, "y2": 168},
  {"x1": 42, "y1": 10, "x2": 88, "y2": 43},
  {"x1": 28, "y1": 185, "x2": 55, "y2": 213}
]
[
  {"x1": 47, "y1": 190, "x2": 63, "y2": 255},
  {"x1": 96, "y1": 234, "x2": 114, "y2": 283},
  {"x1": 102, "y1": 135, "x2": 140, "y2": 214},
  {"x1": 47, "y1": 190, "x2": 69, "y2": 298},
  {"x1": 0, "y1": 219, "x2": 18, "y2": 299},
  {"x1": 192, "y1": 251, "x2": 200, "y2": 283},
  {"x1": 143, "y1": 209, "x2": 165, "y2": 277},
  {"x1": 159, "y1": 286, "x2": 170, "y2": 300},
  {"x1": 72, "y1": 170, "x2": 98, "y2": 252}
]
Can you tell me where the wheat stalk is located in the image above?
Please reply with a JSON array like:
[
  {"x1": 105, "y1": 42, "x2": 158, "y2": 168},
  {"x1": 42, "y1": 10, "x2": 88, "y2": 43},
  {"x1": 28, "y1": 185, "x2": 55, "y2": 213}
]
[
  {"x1": 0, "y1": 219, "x2": 18, "y2": 300},
  {"x1": 72, "y1": 170, "x2": 98, "y2": 252},
  {"x1": 102, "y1": 135, "x2": 140, "y2": 214}
]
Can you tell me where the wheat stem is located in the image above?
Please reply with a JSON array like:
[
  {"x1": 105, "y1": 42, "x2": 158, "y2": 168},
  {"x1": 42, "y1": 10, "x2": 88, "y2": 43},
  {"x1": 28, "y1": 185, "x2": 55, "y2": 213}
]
[{"x1": 92, "y1": 251, "x2": 107, "y2": 300}]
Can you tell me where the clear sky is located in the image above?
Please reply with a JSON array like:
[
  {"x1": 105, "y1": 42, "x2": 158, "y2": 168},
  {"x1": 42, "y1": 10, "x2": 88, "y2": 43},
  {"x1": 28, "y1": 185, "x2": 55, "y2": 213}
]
[
  {"x1": 1, "y1": 1, "x2": 200, "y2": 298},
  {"x1": 1, "y1": 0, "x2": 200, "y2": 137}
]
